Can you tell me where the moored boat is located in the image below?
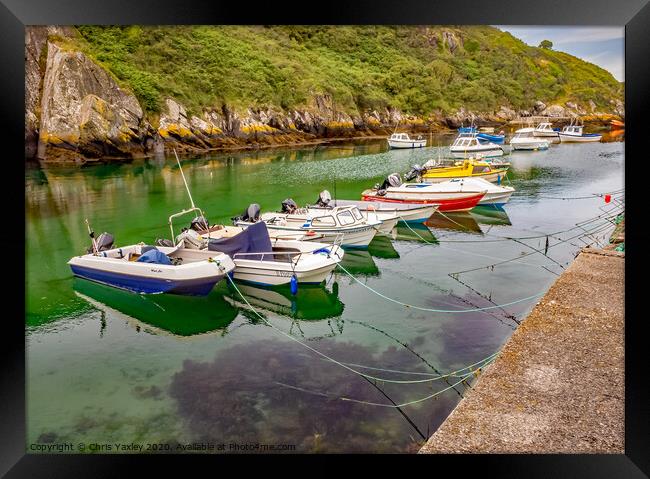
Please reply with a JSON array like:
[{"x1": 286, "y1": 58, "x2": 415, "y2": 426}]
[
  {"x1": 416, "y1": 158, "x2": 509, "y2": 184},
  {"x1": 388, "y1": 132, "x2": 427, "y2": 149},
  {"x1": 329, "y1": 199, "x2": 437, "y2": 224},
  {"x1": 442, "y1": 177, "x2": 514, "y2": 207},
  {"x1": 234, "y1": 201, "x2": 380, "y2": 249},
  {"x1": 510, "y1": 127, "x2": 551, "y2": 151},
  {"x1": 533, "y1": 122, "x2": 560, "y2": 141},
  {"x1": 68, "y1": 239, "x2": 235, "y2": 296},
  {"x1": 360, "y1": 174, "x2": 486, "y2": 212},
  {"x1": 449, "y1": 132, "x2": 504, "y2": 158},
  {"x1": 558, "y1": 124, "x2": 602, "y2": 143}
]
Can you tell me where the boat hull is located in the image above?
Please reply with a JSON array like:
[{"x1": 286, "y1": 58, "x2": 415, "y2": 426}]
[
  {"x1": 69, "y1": 264, "x2": 227, "y2": 296},
  {"x1": 558, "y1": 134, "x2": 602, "y2": 143},
  {"x1": 477, "y1": 133, "x2": 505, "y2": 144},
  {"x1": 511, "y1": 140, "x2": 550, "y2": 150},
  {"x1": 479, "y1": 190, "x2": 514, "y2": 207},
  {"x1": 361, "y1": 191, "x2": 485, "y2": 212},
  {"x1": 388, "y1": 139, "x2": 427, "y2": 149},
  {"x1": 231, "y1": 245, "x2": 344, "y2": 286},
  {"x1": 450, "y1": 146, "x2": 503, "y2": 158},
  {"x1": 422, "y1": 170, "x2": 507, "y2": 184}
]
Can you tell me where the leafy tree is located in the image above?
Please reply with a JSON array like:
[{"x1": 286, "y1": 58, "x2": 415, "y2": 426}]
[{"x1": 539, "y1": 39, "x2": 553, "y2": 50}]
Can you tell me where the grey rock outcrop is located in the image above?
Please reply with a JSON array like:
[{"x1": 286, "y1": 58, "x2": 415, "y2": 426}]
[{"x1": 37, "y1": 42, "x2": 145, "y2": 162}]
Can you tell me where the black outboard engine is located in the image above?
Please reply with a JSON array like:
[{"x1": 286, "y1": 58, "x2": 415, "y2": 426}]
[
  {"x1": 316, "y1": 190, "x2": 332, "y2": 207},
  {"x1": 377, "y1": 173, "x2": 402, "y2": 196},
  {"x1": 87, "y1": 232, "x2": 114, "y2": 253},
  {"x1": 155, "y1": 238, "x2": 175, "y2": 247},
  {"x1": 281, "y1": 198, "x2": 298, "y2": 214},
  {"x1": 404, "y1": 164, "x2": 424, "y2": 182},
  {"x1": 232, "y1": 203, "x2": 261, "y2": 223},
  {"x1": 190, "y1": 215, "x2": 210, "y2": 232}
]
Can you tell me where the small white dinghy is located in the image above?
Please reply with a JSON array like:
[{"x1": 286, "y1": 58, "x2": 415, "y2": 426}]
[
  {"x1": 388, "y1": 132, "x2": 427, "y2": 149},
  {"x1": 324, "y1": 199, "x2": 437, "y2": 224},
  {"x1": 234, "y1": 200, "x2": 380, "y2": 249},
  {"x1": 68, "y1": 231, "x2": 235, "y2": 296},
  {"x1": 169, "y1": 208, "x2": 344, "y2": 287},
  {"x1": 510, "y1": 127, "x2": 550, "y2": 151}
]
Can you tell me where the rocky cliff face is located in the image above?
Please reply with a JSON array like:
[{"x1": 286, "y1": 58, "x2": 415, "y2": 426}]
[{"x1": 26, "y1": 28, "x2": 624, "y2": 164}]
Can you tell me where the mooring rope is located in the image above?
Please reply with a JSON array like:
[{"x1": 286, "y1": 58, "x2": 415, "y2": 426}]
[
  {"x1": 335, "y1": 263, "x2": 544, "y2": 313},
  {"x1": 226, "y1": 275, "x2": 500, "y2": 386},
  {"x1": 275, "y1": 366, "x2": 485, "y2": 408}
]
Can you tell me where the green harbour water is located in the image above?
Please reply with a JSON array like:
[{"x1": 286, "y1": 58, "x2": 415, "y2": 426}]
[{"x1": 26, "y1": 135, "x2": 624, "y2": 453}]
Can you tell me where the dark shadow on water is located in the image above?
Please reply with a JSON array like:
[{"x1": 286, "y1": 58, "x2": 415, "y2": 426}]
[{"x1": 169, "y1": 338, "x2": 459, "y2": 453}]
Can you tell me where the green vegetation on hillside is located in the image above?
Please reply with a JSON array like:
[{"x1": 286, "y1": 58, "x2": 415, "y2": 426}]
[{"x1": 74, "y1": 25, "x2": 623, "y2": 117}]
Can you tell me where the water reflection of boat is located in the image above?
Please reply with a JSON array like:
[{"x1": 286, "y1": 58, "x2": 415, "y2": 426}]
[
  {"x1": 425, "y1": 211, "x2": 482, "y2": 233},
  {"x1": 224, "y1": 282, "x2": 344, "y2": 320},
  {"x1": 391, "y1": 223, "x2": 438, "y2": 244},
  {"x1": 73, "y1": 278, "x2": 238, "y2": 337},
  {"x1": 367, "y1": 234, "x2": 400, "y2": 259},
  {"x1": 470, "y1": 206, "x2": 512, "y2": 226},
  {"x1": 339, "y1": 249, "x2": 380, "y2": 276}
]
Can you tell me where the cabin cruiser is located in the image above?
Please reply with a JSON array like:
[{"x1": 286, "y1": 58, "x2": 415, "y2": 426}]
[
  {"x1": 233, "y1": 200, "x2": 380, "y2": 249},
  {"x1": 533, "y1": 122, "x2": 560, "y2": 141},
  {"x1": 387, "y1": 132, "x2": 427, "y2": 149},
  {"x1": 449, "y1": 133, "x2": 504, "y2": 158},
  {"x1": 558, "y1": 124, "x2": 602, "y2": 142},
  {"x1": 510, "y1": 127, "x2": 551, "y2": 150}
]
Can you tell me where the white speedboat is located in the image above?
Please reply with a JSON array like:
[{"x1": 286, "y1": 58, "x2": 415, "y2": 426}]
[
  {"x1": 168, "y1": 207, "x2": 344, "y2": 287},
  {"x1": 388, "y1": 132, "x2": 427, "y2": 149},
  {"x1": 533, "y1": 122, "x2": 560, "y2": 141},
  {"x1": 441, "y1": 177, "x2": 514, "y2": 207},
  {"x1": 68, "y1": 241, "x2": 235, "y2": 296},
  {"x1": 558, "y1": 124, "x2": 602, "y2": 142},
  {"x1": 361, "y1": 174, "x2": 487, "y2": 212},
  {"x1": 510, "y1": 128, "x2": 550, "y2": 150},
  {"x1": 449, "y1": 133, "x2": 504, "y2": 158},
  {"x1": 326, "y1": 199, "x2": 437, "y2": 224},
  {"x1": 234, "y1": 203, "x2": 380, "y2": 249}
]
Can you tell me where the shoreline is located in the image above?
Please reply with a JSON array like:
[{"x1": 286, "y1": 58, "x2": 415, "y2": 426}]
[{"x1": 419, "y1": 224, "x2": 625, "y2": 453}]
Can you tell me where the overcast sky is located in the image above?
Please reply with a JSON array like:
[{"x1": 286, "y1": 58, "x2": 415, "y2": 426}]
[{"x1": 495, "y1": 26, "x2": 624, "y2": 81}]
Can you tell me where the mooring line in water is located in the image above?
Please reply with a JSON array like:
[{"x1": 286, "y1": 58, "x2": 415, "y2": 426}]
[
  {"x1": 336, "y1": 263, "x2": 544, "y2": 313},
  {"x1": 512, "y1": 187, "x2": 624, "y2": 201},
  {"x1": 274, "y1": 366, "x2": 486, "y2": 408},
  {"x1": 227, "y1": 275, "x2": 498, "y2": 386},
  {"x1": 449, "y1": 220, "x2": 616, "y2": 276}
]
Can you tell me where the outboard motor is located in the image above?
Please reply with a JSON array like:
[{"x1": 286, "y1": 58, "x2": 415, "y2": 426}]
[
  {"x1": 376, "y1": 173, "x2": 402, "y2": 196},
  {"x1": 175, "y1": 228, "x2": 206, "y2": 249},
  {"x1": 316, "y1": 190, "x2": 332, "y2": 207},
  {"x1": 281, "y1": 198, "x2": 298, "y2": 214},
  {"x1": 404, "y1": 164, "x2": 424, "y2": 182},
  {"x1": 232, "y1": 203, "x2": 261, "y2": 223},
  {"x1": 190, "y1": 215, "x2": 210, "y2": 232},
  {"x1": 87, "y1": 232, "x2": 114, "y2": 253},
  {"x1": 155, "y1": 238, "x2": 175, "y2": 248}
]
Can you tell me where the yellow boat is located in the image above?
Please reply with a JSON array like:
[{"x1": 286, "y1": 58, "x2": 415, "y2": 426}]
[{"x1": 420, "y1": 159, "x2": 509, "y2": 184}]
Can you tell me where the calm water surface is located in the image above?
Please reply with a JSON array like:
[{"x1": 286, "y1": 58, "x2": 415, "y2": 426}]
[{"x1": 26, "y1": 135, "x2": 624, "y2": 452}]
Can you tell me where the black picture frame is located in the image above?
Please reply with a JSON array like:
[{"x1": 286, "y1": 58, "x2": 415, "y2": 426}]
[{"x1": 4, "y1": 0, "x2": 648, "y2": 475}]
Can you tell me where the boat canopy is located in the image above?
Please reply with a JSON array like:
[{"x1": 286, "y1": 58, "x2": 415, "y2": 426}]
[{"x1": 207, "y1": 221, "x2": 273, "y2": 260}]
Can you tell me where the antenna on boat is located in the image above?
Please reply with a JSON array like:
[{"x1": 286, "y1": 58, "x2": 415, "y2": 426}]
[{"x1": 173, "y1": 148, "x2": 196, "y2": 210}]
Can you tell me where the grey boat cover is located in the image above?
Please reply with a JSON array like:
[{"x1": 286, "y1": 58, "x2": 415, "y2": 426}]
[{"x1": 207, "y1": 221, "x2": 273, "y2": 261}]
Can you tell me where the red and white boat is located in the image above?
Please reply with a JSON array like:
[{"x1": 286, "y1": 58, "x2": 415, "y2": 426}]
[{"x1": 361, "y1": 176, "x2": 486, "y2": 212}]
